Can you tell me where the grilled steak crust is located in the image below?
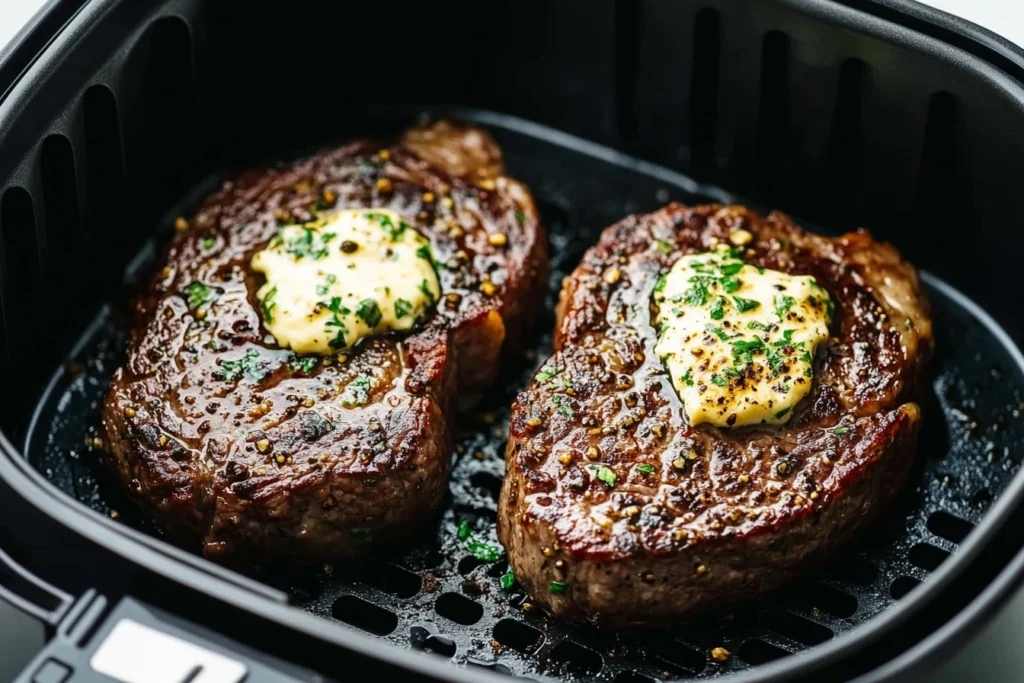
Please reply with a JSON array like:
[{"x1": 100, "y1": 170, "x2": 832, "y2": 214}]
[
  {"x1": 498, "y1": 204, "x2": 931, "y2": 628},
  {"x1": 102, "y1": 121, "x2": 547, "y2": 561}
]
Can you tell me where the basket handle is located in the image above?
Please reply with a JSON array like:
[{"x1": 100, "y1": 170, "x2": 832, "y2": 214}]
[{"x1": 0, "y1": 542, "x2": 73, "y2": 625}]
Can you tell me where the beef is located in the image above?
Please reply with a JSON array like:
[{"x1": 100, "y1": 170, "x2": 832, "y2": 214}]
[
  {"x1": 102, "y1": 121, "x2": 547, "y2": 562},
  {"x1": 498, "y1": 203, "x2": 931, "y2": 628}
]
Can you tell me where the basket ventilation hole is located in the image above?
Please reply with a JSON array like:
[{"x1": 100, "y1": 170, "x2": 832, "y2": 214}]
[
  {"x1": 688, "y1": 7, "x2": 720, "y2": 168},
  {"x1": 82, "y1": 85, "x2": 124, "y2": 264},
  {"x1": 822, "y1": 58, "x2": 866, "y2": 218},
  {"x1": 1, "y1": 188, "x2": 39, "y2": 338},
  {"x1": 755, "y1": 30, "x2": 790, "y2": 204},
  {"x1": 738, "y1": 638, "x2": 791, "y2": 665},
  {"x1": 331, "y1": 595, "x2": 397, "y2": 636},
  {"x1": 410, "y1": 625, "x2": 457, "y2": 657},
  {"x1": 825, "y1": 556, "x2": 879, "y2": 585},
  {"x1": 614, "y1": 673, "x2": 657, "y2": 683},
  {"x1": 785, "y1": 582, "x2": 858, "y2": 618},
  {"x1": 890, "y1": 576, "x2": 922, "y2": 600},
  {"x1": 908, "y1": 542, "x2": 951, "y2": 572},
  {"x1": 492, "y1": 619, "x2": 543, "y2": 654},
  {"x1": 764, "y1": 610, "x2": 833, "y2": 646},
  {"x1": 548, "y1": 641, "x2": 603, "y2": 678},
  {"x1": 470, "y1": 471, "x2": 503, "y2": 499},
  {"x1": 651, "y1": 639, "x2": 706, "y2": 676},
  {"x1": 356, "y1": 561, "x2": 421, "y2": 598},
  {"x1": 41, "y1": 135, "x2": 81, "y2": 284},
  {"x1": 972, "y1": 488, "x2": 994, "y2": 509},
  {"x1": 927, "y1": 511, "x2": 973, "y2": 544},
  {"x1": 435, "y1": 592, "x2": 483, "y2": 625}
]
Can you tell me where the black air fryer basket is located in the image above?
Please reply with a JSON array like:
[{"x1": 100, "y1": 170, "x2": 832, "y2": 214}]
[{"x1": 3, "y1": 1, "x2": 1024, "y2": 681}]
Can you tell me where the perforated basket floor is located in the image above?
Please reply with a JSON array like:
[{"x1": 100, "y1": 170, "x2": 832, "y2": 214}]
[{"x1": 25, "y1": 112, "x2": 1024, "y2": 682}]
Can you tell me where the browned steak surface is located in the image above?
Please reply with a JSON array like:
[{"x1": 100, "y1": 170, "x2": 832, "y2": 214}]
[
  {"x1": 498, "y1": 204, "x2": 931, "y2": 628},
  {"x1": 102, "y1": 121, "x2": 547, "y2": 561}
]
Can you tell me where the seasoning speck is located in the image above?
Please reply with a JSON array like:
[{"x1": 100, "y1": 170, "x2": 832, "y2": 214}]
[{"x1": 712, "y1": 646, "x2": 731, "y2": 663}]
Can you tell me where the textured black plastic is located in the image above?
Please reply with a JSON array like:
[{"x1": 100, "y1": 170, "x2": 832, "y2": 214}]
[
  {"x1": 22, "y1": 110, "x2": 1024, "y2": 681},
  {"x1": 2, "y1": 1, "x2": 1024, "y2": 682}
]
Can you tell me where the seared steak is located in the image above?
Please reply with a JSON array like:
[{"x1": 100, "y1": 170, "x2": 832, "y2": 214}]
[
  {"x1": 103, "y1": 121, "x2": 547, "y2": 561},
  {"x1": 498, "y1": 204, "x2": 931, "y2": 628}
]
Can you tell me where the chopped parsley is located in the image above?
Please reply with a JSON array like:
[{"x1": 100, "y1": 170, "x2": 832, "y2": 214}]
[
  {"x1": 684, "y1": 280, "x2": 710, "y2": 306},
  {"x1": 654, "y1": 274, "x2": 667, "y2": 293},
  {"x1": 514, "y1": 211, "x2": 526, "y2": 225},
  {"x1": 364, "y1": 211, "x2": 407, "y2": 241},
  {"x1": 182, "y1": 281, "x2": 219, "y2": 310},
  {"x1": 833, "y1": 426, "x2": 851, "y2": 435},
  {"x1": 719, "y1": 262, "x2": 744, "y2": 276},
  {"x1": 356, "y1": 298, "x2": 383, "y2": 328},
  {"x1": 706, "y1": 323, "x2": 729, "y2": 341},
  {"x1": 637, "y1": 464, "x2": 655, "y2": 474},
  {"x1": 419, "y1": 278, "x2": 436, "y2": 304},
  {"x1": 710, "y1": 374, "x2": 728, "y2": 387},
  {"x1": 720, "y1": 275, "x2": 741, "y2": 293},
  {"x1": 316, "y1": 274, "x2": 337, "y2": 296},
  {"x1": 394, "y1": 298, "x2": 413, "y2": 318},
  {"x1": 536, "y1": 365, "x2": 564, "y2": 383},
  {"x1": 500, "y1": 570, "x2": 516, "y2": 590},
  {"x1": 733, "y1": 296, "x2": 761, "y2": 313},
  {"x1": 457, "y1": 520, "x2": 471, "y2": 541},
  {"x1": 710, "y1": 297, "x2": 726, "y2": 320},
  {"x1": 288, "y1": 355, "x2": 319, "y2": 374},
  {"x1": 213, "y1": 348, "x2": 269, "y2": 383},
  {"x1": 681, "y1": 369, "x2": 694, "y2": 386},
  {"x1": 260, "y1": 286, "x2": 277, "y2": 324},
  {"x1": 549, "y1": 581, "x2": 568, "y2": 594},
  {"x1": 283, "y1": 226, "x2": 330, "y2": 260},
  {"x1": 765, "y1": 345, "x2": 786, "y2": 374},
  {"x1": 201, "y1": 237, "x2": 215, "y2": 250},
  {"x1": 552, "y1": 394, "x2": 574, "y2": 418},
  {"x1": 341, "y1": 373, "x2": 372, "y2": 406},
  {"x1": 415, "y1": 244, "x2": 433, "y2": 263},
  {"x1": 586, "y1": 464, "x2": 616, "y2": 487},
  {"x1": 775, "y1": 407, "x2": 791, "y2": 419},
  {"x1": 467, "y1": 539, "x2": 502, "y2": 562},
  {"x1": 774, "y1": 294, "x2": 796, "y2": 320},
  {"x1": 655, "y1": 240, "x2": 673, "y2": 256},
  {"x1": 747, "y1": 320, "x2": 770, "y2": 331},
  {"x1": 322, "y1": 297, "x2": 351, "y2": 350}
]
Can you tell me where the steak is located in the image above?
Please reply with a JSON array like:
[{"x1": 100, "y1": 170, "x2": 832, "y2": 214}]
[
  {"x1": 498, "y1": 203, "x2": 931, "y2": 628},
  {"x1": 102, "y1": 121, "x2": 547, "y2": 561}
]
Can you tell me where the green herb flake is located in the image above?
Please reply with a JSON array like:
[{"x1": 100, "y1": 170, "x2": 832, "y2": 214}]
[
  {"x1": 536, "y1": 365, "x2": 564, "y2": 383},
  {"x1": 720, "y1": 276, "x2": 741, "y2": 293},
  {"x1": 637, "y1": 464, "x2": 655, "y2": 474},
  {"x1": 457, "y1": 520, "x2": 471, "y2": 541},
  {"x1": 500, "y1": 570, "x2": 516, "y2": 590},
  {"x1": 213, "y1": 348, "x2": 269, "y2": 383},
  {"x1": 552, "y1": 394, "x2": 575, "y2": 418},
  {"x1": 416, "y1": 244, "x2": 433, "y2": 263},
  {"x1": 341, "y1": 373, "x2": 373, "y2": 406},
  {"x1": 706, "y1": 324, "x2": 729, "y2": 341},
  {"x1": 515, "y1": 211, "x2": 526, "y2": 225},
  {"x1": 419, "y1": 279, "x2": 436, "y2": 304},
  {"x1": 654, "y1": 275, "x2": 668, "y2": 293},
  {"x1": 467, "y1": 539, "x2": 502, "y2": 562},
  {"x1": 774, "y1": 294, "x2": 796, "y2": 321},
  {"x1": 681, "y1": 369, "x2": 694, "y2": 387},
  {"x1": 364, "y1": 211, "x2": 406, "y2": 241},
  {"x1": 711, "y1": 374, "x2": 728, "y2": 387},
  {"x1": 684, "y1": 281, "x2": 709, "y2": 306},
  {"x1": 833, "y1": 426, "x2": 850, "y2": 435},
  {"x1": 655, "y1": 240, "x2": 673, "y2": 256},
  {"x1": 182, "y1": 281, "x2": 219, "y2": 310},
  {"x1": 549, "y1": 581, "x2": 568, "y2": 594},
  {"x1": 586, "y1": 464, "x2": 616, "y2": 487},
  {"x1": 775, "y1": 407, "x2": 791, "y2": 419},
  {"x1": 747, "y1": 321, "x2": 770, "y2": 331},
  {"x1": 201, "y1": 237, "x2": 215, "y2": 250},
  {"x1": 719, "y1": 262, "x2": 744, "y2": 276},
  {"x1": 733, "y1": 296, "x2": 761, "y2": 313},
  {"x1": 710, "y1": 297, "x2": 726, "y2": 321},
  {"x1": 394, "y1": 298, "x2": 413, "y2": 318},
  {"x1": 356, "y1": 298, "x2": 383, "y2": 328},
  {"x1": 260, "y1": 286, "x2": 277, "y2": 324}
]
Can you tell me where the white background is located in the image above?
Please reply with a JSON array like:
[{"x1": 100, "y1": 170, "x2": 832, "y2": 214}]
[{"x1": 0, "y1": 0, "x2": 1022, "y2": 681}]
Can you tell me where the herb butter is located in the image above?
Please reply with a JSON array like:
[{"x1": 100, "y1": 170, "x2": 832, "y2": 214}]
[
  {"x1": 653, "y1": 247, "x2": 833, "y2": 428},
  {"x1": 252, "y1": 209, "x2": 440, "y2": 354}
]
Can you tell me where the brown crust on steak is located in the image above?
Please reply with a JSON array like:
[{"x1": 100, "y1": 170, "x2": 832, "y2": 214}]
[
  {"x1": 498, "y1": 204, "x2": 931, "y2": 628},
  {"x1": 102, "y1": 121, "x2": 548, "y2": 562}
]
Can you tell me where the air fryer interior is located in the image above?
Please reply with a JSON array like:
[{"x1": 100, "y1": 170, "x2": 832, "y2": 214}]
[{"x1": 3, "y1": 1, "x2": 1024, "y2": 682}]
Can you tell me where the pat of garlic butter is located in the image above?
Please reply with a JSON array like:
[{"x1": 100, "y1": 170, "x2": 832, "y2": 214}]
[
  {"x1": 653, "y1": 247, "x2": 833, "y2": 427},
  {"x1": 252, "y1": 209, "x2": 440, "y2": 354}
]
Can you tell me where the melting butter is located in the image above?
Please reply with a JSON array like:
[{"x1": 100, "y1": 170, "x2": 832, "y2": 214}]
[
  {"x1": 251, "y1": 209, "x2": 440, "y2": 354},
  {"x1": 653, "y1": 247, "x2": 833, "y2": 428}
]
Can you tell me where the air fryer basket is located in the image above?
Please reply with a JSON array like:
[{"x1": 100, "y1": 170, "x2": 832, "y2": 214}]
[{"x1": 3, "y1": 1, "x2": 1024, "y2": 682}]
